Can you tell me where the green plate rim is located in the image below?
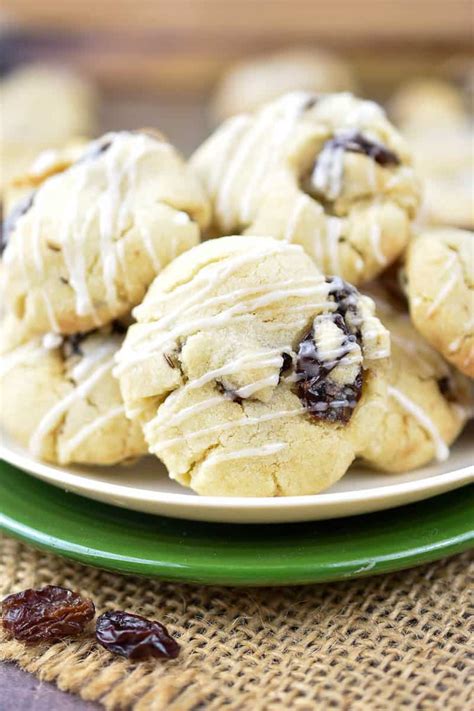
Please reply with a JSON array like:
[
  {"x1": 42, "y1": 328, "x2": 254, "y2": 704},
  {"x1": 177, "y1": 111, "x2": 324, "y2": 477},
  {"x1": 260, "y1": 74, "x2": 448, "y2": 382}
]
[{"x1": 1, "y1": 460, "x2": 473, "y2": 586}]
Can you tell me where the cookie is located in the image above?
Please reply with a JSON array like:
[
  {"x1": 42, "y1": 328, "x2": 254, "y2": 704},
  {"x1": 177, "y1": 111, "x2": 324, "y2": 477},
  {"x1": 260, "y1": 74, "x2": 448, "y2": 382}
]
[
  {"x1": 0, "y1": 63, "x2": 97, "y2": 189},
  {"x1": 1, "y1": 130, "x2": 211, "y2": 338},
  {"x1": 389, "y1": 79, "x2": 468, "y2": 131},
  {"x1": 115, "y1": 236, "x2": 390, "y2": 497},
  {"x1": 389, "y1": 79, "x2": 473, "y2": 228},
  {"x1": 191, "y1": 92, "x2": 420, "y2": 286},
  {"x1": 359, "y1": 290, "x2": 471, "y2": 471},
  {"x1": 404, "y1": 228, "x2": 474, "y2": 377},
  {"x1": 211, "y1": 48, "x2": 357, "y2": 122},
  {"x1": 0, "y1": 320, "x2": 146, "y2": 465}
]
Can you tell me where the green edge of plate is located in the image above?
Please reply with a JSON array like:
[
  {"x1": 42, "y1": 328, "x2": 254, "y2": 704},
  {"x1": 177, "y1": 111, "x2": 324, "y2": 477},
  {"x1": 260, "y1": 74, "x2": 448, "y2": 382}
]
[{"x1": 1, "y1": 460, "x2": 473, "y2": 586}]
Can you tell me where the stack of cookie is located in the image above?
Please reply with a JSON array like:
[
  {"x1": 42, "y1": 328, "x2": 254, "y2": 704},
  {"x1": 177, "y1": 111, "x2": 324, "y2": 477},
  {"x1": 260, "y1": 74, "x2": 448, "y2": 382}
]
[
  {"x1": 0, "y1": 130, "x2": 210, "y2": 465},
  {"x1": 1, "y1": 92, "x2": 472, "y2": 497}
]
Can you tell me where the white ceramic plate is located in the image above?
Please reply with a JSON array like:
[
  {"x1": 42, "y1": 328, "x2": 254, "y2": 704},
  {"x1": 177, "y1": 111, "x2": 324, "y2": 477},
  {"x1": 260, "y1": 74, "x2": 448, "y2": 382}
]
[{"x1": 1, "y1": 423, "x2": 472, "y2": 524}]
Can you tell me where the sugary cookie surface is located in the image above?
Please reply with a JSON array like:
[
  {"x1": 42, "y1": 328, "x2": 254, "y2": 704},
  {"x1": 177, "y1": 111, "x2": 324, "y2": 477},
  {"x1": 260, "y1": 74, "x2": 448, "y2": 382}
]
[
  {"x1": 116, "y1": 236, "x2": 390, "y2": 496},
  {"x1": 191, "y1": 92, "x2": 420, "y2": 285},
  {"x1": 405, "y1": 228, "x2": 474, "y2": 377},
  {"x1": 1, "y1": 131, "x2": 210, "y2": 339},
  {"x1": 389, "y1": 80, "x2": 474, "y2": 229},
  {"x1": 360, "y1": 288, "x2": 471, "y2": 471},
  {"x1": 0, "y1": 320, "x2": 146, "y2": 465}
]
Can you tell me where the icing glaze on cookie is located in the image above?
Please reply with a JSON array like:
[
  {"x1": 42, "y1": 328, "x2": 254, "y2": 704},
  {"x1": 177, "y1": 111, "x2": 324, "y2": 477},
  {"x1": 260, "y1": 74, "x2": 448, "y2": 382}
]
[
  {"x1": 191, "y1": 92, "x2": 420, "y2": 286},
  {"x1": 3, "y1": 130, "x2": 207, "y2": 336},
  {"x1": 388, "y1": 385, "x2": 449, "y2": 461}
]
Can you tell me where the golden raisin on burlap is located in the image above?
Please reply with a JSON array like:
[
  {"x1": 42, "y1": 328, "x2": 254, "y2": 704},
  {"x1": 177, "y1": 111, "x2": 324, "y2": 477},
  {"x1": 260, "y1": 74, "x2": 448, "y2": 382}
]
[{"x1": 0, "y1": 535, "x2": 472, "y2": 711}]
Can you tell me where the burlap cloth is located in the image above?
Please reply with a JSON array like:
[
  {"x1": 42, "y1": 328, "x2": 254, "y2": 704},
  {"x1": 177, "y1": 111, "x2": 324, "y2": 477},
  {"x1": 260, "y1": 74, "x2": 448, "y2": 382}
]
[{"x1": 0, "y1": 534, "x2": 472, "y2": 710}]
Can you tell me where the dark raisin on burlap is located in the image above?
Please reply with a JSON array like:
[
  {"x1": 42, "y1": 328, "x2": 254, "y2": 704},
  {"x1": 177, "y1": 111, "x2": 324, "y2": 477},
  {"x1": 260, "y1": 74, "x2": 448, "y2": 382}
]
[{"x1": 0, "y1": 535, "x2": 472, "y2": 711}]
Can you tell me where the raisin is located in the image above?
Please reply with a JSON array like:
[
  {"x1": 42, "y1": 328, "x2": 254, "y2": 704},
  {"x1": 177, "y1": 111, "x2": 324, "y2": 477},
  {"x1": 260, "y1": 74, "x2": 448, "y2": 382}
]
[
  {"x1": 95, "y1": 611, "x2": 180, "y2": 660},
  {"x1": 62, "y1": 332, "x2": 88, "y2": 358},
  {"x1": 280, "y1": 351, "x2": 293, "y2": 376},
  {"x1": 437, "y1": 376, "x2": 458, "y2": 402},
  {"x1": 1, "y1": 586, "x2": 95, "y2": 644},
  {"x1": 295, "y1": 279, "x2": 365, "y2": 424},
  {"x1": 318, "y1": 131, "x2": 400, "y2": 169},
  {"x1": 216, "y1": 380, "x2": 243, "y2": 404},
  {"x1": 296, "y1": 321, "x2": 363, "y2": 424}
]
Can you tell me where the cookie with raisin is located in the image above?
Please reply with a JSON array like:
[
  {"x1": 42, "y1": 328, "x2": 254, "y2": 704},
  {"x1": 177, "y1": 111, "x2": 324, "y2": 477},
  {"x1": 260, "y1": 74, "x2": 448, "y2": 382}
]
[
  {"x1": 191, "y1": 92, "x2": 420, "y2": 285},
  {"x1": 115, "y1": 236, "x2": 390, "y2": 497}
]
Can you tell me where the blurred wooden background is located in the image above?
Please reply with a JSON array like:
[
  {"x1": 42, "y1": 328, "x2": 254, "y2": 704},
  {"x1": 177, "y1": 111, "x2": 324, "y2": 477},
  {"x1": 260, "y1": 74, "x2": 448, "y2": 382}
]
[{"x1": 2, "y1": 0, "x2": 473, "y2": 95}]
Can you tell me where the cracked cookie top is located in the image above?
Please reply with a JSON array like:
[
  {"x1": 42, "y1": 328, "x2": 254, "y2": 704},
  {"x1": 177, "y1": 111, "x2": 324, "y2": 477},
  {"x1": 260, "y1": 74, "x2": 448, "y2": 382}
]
[
  {"x1": 191, "y1": 91, "x2": 420, "y2": 286},
  {"x1": 360, "y1": 285, "x2": 471, "y2": 471},
  {"x1": 405, "y1": 227, "x2": 474, "y2": 377},
  {"x1": 115, "y1": 236, "x2": 390, "y2": 497},
  {"x1": 1, "y1": 131, "x2": 211, "y2": 338},
  {"x1": 0, "y1": 318, "x2": 146, "y2": 465}
]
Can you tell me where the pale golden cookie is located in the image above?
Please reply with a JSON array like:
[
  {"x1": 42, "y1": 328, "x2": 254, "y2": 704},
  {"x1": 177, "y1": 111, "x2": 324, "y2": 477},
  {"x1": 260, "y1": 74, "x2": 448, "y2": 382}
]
[
  {"x1": 1, "y1": 131, "x2": 210, "y2": 338},
  {"x1": 0, "y1": 63, "x2": 97, "y2": 189},
  {"x1": 359, "y1": 292, "x2": 470, "y2": 471},
  {"x1": 405, "y1": 228, "x2": 474, "y2": 377},
  {"x1": 116, "y1": 236, "x2": 390, "y2": 497},
  {"x1": 191, "y1": 92, "x2": 420, "y2": 285},
  {"x1": 211, "y1": 48, "x2": 357, "y2": 122},
  {"x1": 389, "y1": 79, "x2": 468, "y2": 130},
  {"x1": 0, "y1": 321, "x2": 146, "y2": 465},
  {"x1": 389, "y1": 79, "x2": 473, "y2": 228}
]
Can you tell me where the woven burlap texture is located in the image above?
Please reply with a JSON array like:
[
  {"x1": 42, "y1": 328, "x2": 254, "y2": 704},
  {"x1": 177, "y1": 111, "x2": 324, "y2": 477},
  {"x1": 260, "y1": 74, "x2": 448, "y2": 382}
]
[{"x1": 0, "y1": 535, "x2": 472, "y2": 711}]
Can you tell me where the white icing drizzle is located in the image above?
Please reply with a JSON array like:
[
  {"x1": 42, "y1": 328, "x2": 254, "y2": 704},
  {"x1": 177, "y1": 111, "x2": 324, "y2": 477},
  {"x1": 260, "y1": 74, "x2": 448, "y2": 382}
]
[
  {"x1": 29, "y1": 358, "x2": 114, "y2": 457},
  {"x1": 311, "y1": 137, "x2": 345, "y2": 201},
  {"x1": 422, "y1": 251, "x2": 458, "y2": 318},
  {"x1": 187, "y1": 350, "x2": 285, "y2": 391},
  {"x1": 23, "y1": 336, "x2": 118, "y2": 458},
  {"x1": 42, "y1": 291, "x2": 61, "y2": 332},
  {"x1": 146, "y1": 407, "x2": 306, "y2": 453},
  {"x1": 157, "y1": 397, "x2": 224, "y2": 429},
  {"x1": 207, "y1": 114, "x2": 252, "y2": 195},
  {"x1": 61, "y1": 170, "x2": 98, "y2": 319},
  {"x1": 59, "y1": 405, "x2": 125, "y2": 460},
  {"x1": 70, "y1": 340, "x2": 117, "y2": 382},
  {"x1": 173, "y1": 211, "x2": 191, "y2": 225},
  {"x1": 30, "y1": 149, "x2": 60, "y2": 175},
  {"x1": 118, "y1": 245, "x2": 327, "y2": 371},
  {"x1": 283, "y1": 194, "x2": 310, "y2": 243},
  {"x1": 42, "y1": 333, "x2": 63, "y2": 350},
  {"x1": 139, "y1": 223, "x2": 162, "y2": 272},
  {"x1": 0, "y1": 341, "x2": 43, "y2": 379},
  {"x1": 10, "y1": 132, "x2": 172, "y2": 326},
  {"x1": 234, "y1": 374, "x2": 280, "y2": 398},
  {"x1": 426, "y1": 275, "x2": 457, "y2": 318},
  {"x1": 215, "y1": 93, "x2": 310, "y2": 228},
  {"x1": 117, "y1": 284, "x2": 332, "y2": 375},
  {"x1": 240, "y1": 92, "x2": 312, "y2": 221},
  {"x1": 216, "y1": 105, "x2": 278, "y2": 228},
  {"x1": 203, "y1": 442, "x2": 287, "y2": 466},
  {"x1": 388, "y1": 385, "x2": 449, "y2": 462}
]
